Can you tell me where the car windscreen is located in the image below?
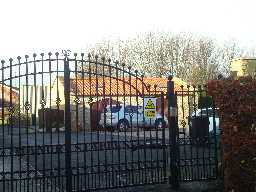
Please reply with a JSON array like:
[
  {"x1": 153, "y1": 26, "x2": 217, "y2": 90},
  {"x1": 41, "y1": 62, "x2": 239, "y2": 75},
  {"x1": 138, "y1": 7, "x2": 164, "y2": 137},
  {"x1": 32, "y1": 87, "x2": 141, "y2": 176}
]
[
  {"x1": 124, "y1": 106, "x2": 133, "y2": 113},
  {"x1": 125, "y1": 106, "x2": 141, "y2": 113}
]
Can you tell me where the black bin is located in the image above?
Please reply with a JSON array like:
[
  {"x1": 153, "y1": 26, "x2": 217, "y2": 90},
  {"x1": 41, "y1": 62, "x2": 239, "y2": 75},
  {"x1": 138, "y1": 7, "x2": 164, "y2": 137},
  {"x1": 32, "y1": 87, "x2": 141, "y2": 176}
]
[
  {"x1": 38, "y1": 108, "x2": 64, "y2": 132},
  {"x1": 31, "y1": 114, "x2": 36, "y2": 126},
  {"x1": 189, "y1": 116, "x2": 209, "y2": 141}
]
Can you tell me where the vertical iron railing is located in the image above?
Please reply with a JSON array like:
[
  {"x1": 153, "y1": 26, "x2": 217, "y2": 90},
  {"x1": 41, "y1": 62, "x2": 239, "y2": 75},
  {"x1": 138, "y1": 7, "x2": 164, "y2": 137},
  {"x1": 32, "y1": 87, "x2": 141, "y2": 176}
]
[
  {"x1": 9, "y1": 58, "x2": 14, "y2": 192},
  {"x1": 175, "y1": 81, "x2": 220, "y2": 182},
  {"x1": 1, "y1": 60, "x2": 5, "y2": 192},
  {"x1": 64, "y1": 55, "x2": 72, "y2": 192},
  {"x1": 160, "y1": 91, "x2": 167, "y2": 182},
  {"x1": 0, "y1": 52, "x2": 223, "y2": 191},
  {"x1": 167, "y1": 76, "x2": 179, "y2": 189},
  {"x1": 212, "y1": 100, "x2": 219, "y2": 178}
]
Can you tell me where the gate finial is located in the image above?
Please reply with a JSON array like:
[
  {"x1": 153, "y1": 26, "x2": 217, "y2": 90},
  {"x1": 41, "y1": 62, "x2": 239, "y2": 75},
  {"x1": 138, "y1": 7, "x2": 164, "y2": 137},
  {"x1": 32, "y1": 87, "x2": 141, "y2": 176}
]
[
  {"x1": 62, "y1": 50, "x2": 71, "y2": 57},
  {"x1": 168, "y1": 75, "x2": 173, "y2": 81}
]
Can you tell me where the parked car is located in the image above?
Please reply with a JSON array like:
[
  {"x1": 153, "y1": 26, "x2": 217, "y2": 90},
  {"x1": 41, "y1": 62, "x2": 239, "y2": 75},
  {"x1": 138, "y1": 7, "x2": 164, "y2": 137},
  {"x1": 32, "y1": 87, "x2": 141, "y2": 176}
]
[{"x1": 99, "y1": 104, "x2": 167, "y2": 130}]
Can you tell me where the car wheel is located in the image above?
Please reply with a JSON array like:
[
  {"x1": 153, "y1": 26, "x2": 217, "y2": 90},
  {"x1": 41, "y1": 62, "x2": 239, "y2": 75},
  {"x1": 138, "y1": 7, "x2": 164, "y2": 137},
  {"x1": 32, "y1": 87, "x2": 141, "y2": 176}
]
[
  {"x1": 155, "y1": 119, "x2": 165, "y2": 129},
  {"x1": 117, "y1": 120, "x2": 129, "y2": 131}
]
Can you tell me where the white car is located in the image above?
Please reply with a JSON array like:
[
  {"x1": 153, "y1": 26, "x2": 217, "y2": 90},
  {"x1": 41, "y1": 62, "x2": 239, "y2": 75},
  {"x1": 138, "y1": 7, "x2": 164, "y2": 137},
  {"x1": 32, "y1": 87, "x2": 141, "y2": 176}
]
[{"x1": 99, "y1": 104, "x2": 167, "y2": 130}]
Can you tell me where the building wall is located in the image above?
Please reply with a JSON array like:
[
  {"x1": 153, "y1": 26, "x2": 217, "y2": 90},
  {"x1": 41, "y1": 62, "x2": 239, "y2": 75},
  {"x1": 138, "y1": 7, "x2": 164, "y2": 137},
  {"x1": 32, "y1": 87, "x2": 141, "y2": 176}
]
[
  {"x1": 20, "y1": 85, "x2": 51, "y2": 115},
  {"x1": 176, "y1": 93, "x2": 196, "y2": 132},
  {"x1": 49, "y1": 76, "x2": 191, "y2": 132},
  {"x1": 231, "y1": 58, "x2": 256, "y2": 77},
  {"x1": 0, "y1": 85, "x2": 19, "y2": 106}
]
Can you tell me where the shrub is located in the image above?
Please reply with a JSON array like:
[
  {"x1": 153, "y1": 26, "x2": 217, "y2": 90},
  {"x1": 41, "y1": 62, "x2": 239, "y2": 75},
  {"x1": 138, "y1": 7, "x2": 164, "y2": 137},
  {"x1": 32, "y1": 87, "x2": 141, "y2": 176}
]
[
  {"x1": 8, "y1": 104, "x2": 31, "y2": 127},
  {"x1": 208, "y1": 76, "x2": 256, "y2": 192}
]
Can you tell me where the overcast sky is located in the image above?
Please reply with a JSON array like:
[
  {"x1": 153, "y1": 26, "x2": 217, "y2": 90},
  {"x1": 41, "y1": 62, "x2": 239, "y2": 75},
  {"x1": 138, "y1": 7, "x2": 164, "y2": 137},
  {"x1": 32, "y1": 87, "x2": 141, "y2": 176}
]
[{"x1": 0, "y1": 0, "x2": 256, "y2": 59}]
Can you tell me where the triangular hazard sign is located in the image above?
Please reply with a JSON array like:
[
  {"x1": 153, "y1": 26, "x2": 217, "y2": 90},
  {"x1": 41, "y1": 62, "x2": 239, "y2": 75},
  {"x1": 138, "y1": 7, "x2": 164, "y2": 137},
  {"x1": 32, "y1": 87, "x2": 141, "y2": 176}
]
[{"x1": 145, "y1": 99, "x2": 155, "y2": 109}]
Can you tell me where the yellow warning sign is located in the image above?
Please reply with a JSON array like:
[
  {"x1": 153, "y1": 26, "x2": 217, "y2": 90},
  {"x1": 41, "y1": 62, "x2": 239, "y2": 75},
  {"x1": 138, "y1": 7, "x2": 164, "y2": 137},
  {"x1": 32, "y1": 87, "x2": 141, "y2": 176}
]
[
  {"x1": 144, "y1": 98, "x2": 156, "y2": 118},
  {"x1": 145, "y1": 110, "x2": 156, "y2": 117},
  {"x1": 145, "y1": 99, "x2": 155, "y2": 109}
]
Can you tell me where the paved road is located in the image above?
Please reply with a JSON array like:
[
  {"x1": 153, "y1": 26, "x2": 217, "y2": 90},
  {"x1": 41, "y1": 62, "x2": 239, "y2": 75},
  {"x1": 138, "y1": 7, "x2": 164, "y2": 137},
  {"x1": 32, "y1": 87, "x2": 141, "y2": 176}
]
[{"x1": 0, "y1": 127, "x2": 218, "y2": 191}]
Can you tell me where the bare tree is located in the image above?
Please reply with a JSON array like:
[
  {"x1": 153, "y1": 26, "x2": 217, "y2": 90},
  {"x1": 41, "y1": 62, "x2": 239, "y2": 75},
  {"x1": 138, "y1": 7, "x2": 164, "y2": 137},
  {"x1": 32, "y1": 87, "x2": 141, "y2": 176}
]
[{"x1": 79, "y1": 32, "x2": 252, "y2": 85}]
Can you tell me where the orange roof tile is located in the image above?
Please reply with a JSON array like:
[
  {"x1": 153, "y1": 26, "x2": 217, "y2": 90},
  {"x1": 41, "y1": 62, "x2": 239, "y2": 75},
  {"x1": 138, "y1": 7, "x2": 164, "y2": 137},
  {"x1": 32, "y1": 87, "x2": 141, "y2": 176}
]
[{"x1": 66, "y1": 77, "x2": 187, "y2": 97}]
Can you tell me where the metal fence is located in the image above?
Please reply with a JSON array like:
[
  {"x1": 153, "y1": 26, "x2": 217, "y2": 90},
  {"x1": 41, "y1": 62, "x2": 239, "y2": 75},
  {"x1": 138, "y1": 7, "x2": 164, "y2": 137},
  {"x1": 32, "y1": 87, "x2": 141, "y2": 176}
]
[
  {"x1": 0, "y1": 52, "x2": 220, "y2": 191},
  {"x1": 174, "y1": 86, "x2": 219, "y2": 183}
]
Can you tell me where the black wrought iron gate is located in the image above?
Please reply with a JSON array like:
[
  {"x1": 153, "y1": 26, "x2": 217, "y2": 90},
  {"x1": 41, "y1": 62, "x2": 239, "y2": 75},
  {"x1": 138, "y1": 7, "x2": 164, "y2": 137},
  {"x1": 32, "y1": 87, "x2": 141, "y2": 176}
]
[
  {"x1": 172, "y1": 83, "x2": 220, "y2": 184},
  {"x1": 0, "y1": 52, "x2": 219, "y2": 191}
]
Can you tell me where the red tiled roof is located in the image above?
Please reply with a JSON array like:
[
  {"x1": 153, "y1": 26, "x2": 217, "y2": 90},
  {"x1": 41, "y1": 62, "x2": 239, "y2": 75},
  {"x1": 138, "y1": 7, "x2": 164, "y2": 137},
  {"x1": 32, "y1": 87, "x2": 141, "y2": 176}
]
[
  {"x1": 0, "y1": 84, "x2": 19, "y2": 105},
  {"x1": 63, "y1": 77, "x2": 187, "y2": 96}
]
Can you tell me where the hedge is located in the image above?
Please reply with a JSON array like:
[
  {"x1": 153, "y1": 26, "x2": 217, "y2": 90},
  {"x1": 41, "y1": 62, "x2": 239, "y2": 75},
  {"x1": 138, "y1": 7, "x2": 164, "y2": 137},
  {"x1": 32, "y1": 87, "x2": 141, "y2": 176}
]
[{"x1": 208, "y1": 76, "x2": 256, "y2": 192}]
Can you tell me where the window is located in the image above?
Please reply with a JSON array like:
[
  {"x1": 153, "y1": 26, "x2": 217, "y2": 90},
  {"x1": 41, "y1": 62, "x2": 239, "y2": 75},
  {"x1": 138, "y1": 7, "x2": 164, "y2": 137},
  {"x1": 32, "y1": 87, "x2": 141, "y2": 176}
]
[{"x1": 124, "y1": 106, "x2": 133, "y2": 113}]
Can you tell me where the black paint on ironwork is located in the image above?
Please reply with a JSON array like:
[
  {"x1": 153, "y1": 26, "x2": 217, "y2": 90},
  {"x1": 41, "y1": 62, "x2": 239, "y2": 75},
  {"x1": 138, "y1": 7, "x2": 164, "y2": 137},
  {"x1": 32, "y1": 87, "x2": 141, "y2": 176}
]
[
  {"x1": 0, "y1": 52, "x2": 220, "y2": 192},
  {"x1": 167, "y1": 76, "x2": 180, "y2": 189},
  {"x1": 64, "y1": 55, "x2": 72, "y2": 192}
]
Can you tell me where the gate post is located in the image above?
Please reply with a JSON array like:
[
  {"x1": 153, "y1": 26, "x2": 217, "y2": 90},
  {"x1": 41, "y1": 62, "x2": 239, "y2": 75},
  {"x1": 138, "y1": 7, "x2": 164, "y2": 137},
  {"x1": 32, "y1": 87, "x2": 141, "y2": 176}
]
[
  {"x1": 64, "y1": 55, "x2": 72, "y2": 192},
  {"x1": 167, "y1": 76, "x2": 179, "y2": 189}
]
